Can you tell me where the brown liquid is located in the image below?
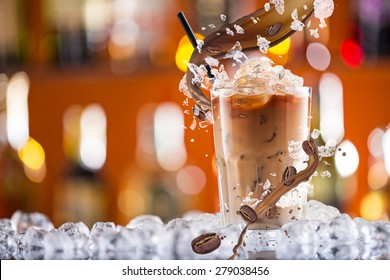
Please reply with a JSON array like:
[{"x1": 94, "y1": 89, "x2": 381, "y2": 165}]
[{"x1": 212, "y1": 88, "x2": 311, "y2": 228}]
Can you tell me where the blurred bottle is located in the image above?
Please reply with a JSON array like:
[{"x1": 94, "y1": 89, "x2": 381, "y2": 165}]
[
  {"x1": 42, "y1": 0, "x2": 90, "y2": 66},
  {"x1": 0, "y1": 0, "x2": 26, "y2": 70},
  {"x1": 54, "y1": 105, "x2": 108, "y2": 228},
  {"x1": 118, "y1": 103, "x2": 189, "y2": 224},
  {"x1": 0, "y1": 143, "x2": 33, "y2": 218},
  {"x1": 356, "y1": 0, "x2": 390, "y2": 59},
  {"x1": 0, "y1": 73, "x2": 40, "y2": 217}
]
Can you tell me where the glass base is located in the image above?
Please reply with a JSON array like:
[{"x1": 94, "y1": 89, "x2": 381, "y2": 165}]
[{"x1": 244, "y1": 228, "x2": 282, "y2": 259}]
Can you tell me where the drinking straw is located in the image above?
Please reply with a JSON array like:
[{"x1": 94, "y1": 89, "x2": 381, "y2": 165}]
[{"x1": 177, "y1": 11, "x2": 214, "y2": 79}]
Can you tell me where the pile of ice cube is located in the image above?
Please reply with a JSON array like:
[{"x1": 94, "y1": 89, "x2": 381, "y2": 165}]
[{"x1": 1, "y1": 200, "x2": 389, "y2": 260}]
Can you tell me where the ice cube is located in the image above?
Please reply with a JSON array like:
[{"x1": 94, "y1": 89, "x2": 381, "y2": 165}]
[
  {"x1": 114, "y1": 228, "x2": 145, "y2": 260},
  {"x1": 11, "y1": 210, "x2": 54, "y2": 233},
  {"x1": 226, "y1": 28, "x2": 234, "y2": 36},
  {"x1": 179, "y1": 75, "x2": 191, "y2": 99},
  {"x1": 245, "y1": 227, "x2": 281, "y2": 256},
  {"x1": 43, "y1": 230, "x2": 74, "y2": 260},
  {"x1": 58, "y1": 222, "x2": 90, "y2": 259},
  {"x1": 288, "y1": 140, "x2": 304, "y2": 160},
  {"x1": 156, "y1": 218, "x2": 193, "y2": 260},
  {"x1": 223, "y1": 42, "x2": 248, "y2": 65},
  {"x1": 314, "y1": 0, "x2": 334, "y2": 19},
  {"x1": 190, "y1": 117, "x2": 197, "y2": 130},
  {"x1": 310, "y1": 28, "x2": 320, "y2": 38},
  {"x1": 90, "y1": 227, "x2": 144, "y2": 260},
  {"x1": 234, "y1": 24, "x2": 244, "y2": 34},
  {"x1": 220, "y1": 14, "x2": 227, "y2": 21},
  {"x1": 354, "y1": 218, "x2": 390, "y2": 260},
  {"x1": 318, "y1": 139, "x2": 337, "y2": 158},
  {"x1": 257, "y1": 35, "x2": 271, "y2": 53},
  {"x1": 316, "y1": 214, "x2": 360, "y2": 260},
  {"x1": 182, "y1": 212, "x2": 222, "y2": 228},
  {"x1": 291, "y1": 9, "x2": 298, "y2": 20},
  {"x1": 87, "y1": 222, "x2": 117, "y2": 259},
  {"x1": 271, "y1": 0, "x2": 285, "y2": 15},
  {"x1": 317, "y1": 241, "x2": 359, "y2": 260},
  {"x1": 291, "y1": 20, "x2": 305, "y2": 31},
  {"x1": 196, "y1": 39, "x2": 204, "y2": 53},
  {"x1": 59, "y1": 222, "x2": 90, "y2": 238},
  {"x1": 22, "y1": 227, "x2": 48, "y2": 260},
  {"x1": 320, "y1": 170, "x2": 332, "y2": 178},
  {"x1": 264, "y1": 3, "x2": 271, "y2": 12},
  {"x1": 319, "y1": 18, "x2": 327, "y2": 28},
  {"x1": 311, "y1": 129, "x2": 321, "y2": 139},
  {"x1": 207, "y1": 222, "x2": 243, "y2": 260},
  {"x1": 0, "y1": 219, "x2": 17, "y2": 259},
  {"x1": 279, "y1": 69, "x2": 304, "y2": 87},
  {"x1": 13, "y1": 233, "x2": 25, "y2": 260},
  {"x1": 126, "y1": 215, "x2": 165, "y2": 259},
  {"x1": 90, "y1": 222, "x2": 116, "y2": 238},
  {"x1": 205, "y1": 57, "x2": 219, "y2": 68},
  {"x1": 307, "y1": 200, "x2": 340, "y2": 222},
  {"x1": 276, "y1": 220, "x2": 321, "y2": 259}
]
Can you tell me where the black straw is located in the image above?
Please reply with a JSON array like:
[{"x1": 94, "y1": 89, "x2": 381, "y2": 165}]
[
  {"x1": 177, "y1": 11, "x2": 214, "y2": 79},
  {"x1": 177, "y1": 12, "x2": 198, "y2": 49}
]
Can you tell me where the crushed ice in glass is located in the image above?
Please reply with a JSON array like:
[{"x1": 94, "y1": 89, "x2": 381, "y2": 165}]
[{"x1": 1, "y1": 203, "x2": 389, "y2": 260}]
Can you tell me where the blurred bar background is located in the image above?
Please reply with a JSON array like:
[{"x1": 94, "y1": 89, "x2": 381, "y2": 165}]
[{"x1": 0, "y1": 0, "x2": 389, "y2": 228}]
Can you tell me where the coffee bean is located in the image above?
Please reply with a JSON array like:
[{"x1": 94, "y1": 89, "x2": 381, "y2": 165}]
[
  {"x1": 192, "y1": 105, "x2": 208, "y2": 121},
  {"x1": 302, "y1": 140, "x2": 315, "y2": 155},
  {"x1": 239, "y1": 205, "x2": 257, "y2": 224},
  {"x1": 282, "y1": 166, "x2": 297, "y2": 186},
  {"x1": 207, "y1": 45, "x2": 223, "y2": 55},
  {"x1": 266, "y1": 22, "x2": 283, "y2": 37},
  {"x1": 191, "y1": 233, "x2": 221, "y2": 255}
]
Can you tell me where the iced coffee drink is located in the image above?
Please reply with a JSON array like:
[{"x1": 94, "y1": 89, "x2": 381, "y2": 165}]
[{"x1": 211, "y1": 57, "x2": 311, "y2": 229}]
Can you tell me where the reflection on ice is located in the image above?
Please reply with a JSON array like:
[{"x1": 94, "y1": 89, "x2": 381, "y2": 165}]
[
  {"x1": 0, "y1": 201, "x2": 389, "y2": 260},
  {"x1": 276, "y1": 201, "x2": 390, "y2": 260}
]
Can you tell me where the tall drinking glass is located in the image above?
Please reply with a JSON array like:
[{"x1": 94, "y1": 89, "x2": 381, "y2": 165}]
[{"x1": 211, "y1": 85, "x2": 312, "y2": 230}]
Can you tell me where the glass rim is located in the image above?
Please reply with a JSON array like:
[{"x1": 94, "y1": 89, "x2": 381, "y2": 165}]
[{"x1": 211, "y1": 85, "x2": 312, "y2": 97}]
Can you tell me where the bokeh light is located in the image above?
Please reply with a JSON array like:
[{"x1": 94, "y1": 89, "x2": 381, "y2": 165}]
[
  {"x1": 18, "y1": 137, "x2": 46, "y2": 171},
  {"x1": 368, "y1": 128, "x2": 385, "y2": 159},
  {"x1": 340, "y1": 39, "x2": 364, "y2": 68},
  {"x1": 269, "y1": 37, "x2": 291, "y2": 56},
  {"x1": 117, "y1": 188, "x2": 145, "y2": 217},
  {"x1": 18, "y1": 137, "x2": 47, "y2": 183},
  {"x1": 319, "y1": 73, "x2": 344, "y2": 144},
  {"x1": 360, "y1": 191, "x2": 387, "y2": 221},
  {"x1": 335, "y1": 140, "x2": 359, "y2": 178},
  {"x1": 79, "y1": 104, "x2": 107, "y2": 170},
  {"x1": 175, "y1": 34, "x2": 204, "y2": 73},
  {"x1": 176, "y1": 165, "x2": 206, "y2": 195},
  {"x1": 368, "y1": 161, "x2": 388, "y2": 190},
  {"x1": 306, "y1": 42, "x2": 331, "y2": 71},
  {"x1": 154, "y1": 102, "x2": 187, "y2": 171},
  {"x1": 383, "y1": 127, "x2": 390, "y2": 176},
  {"x1": 6, "y1": 72, "x2": 30, "y2": 150}
]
